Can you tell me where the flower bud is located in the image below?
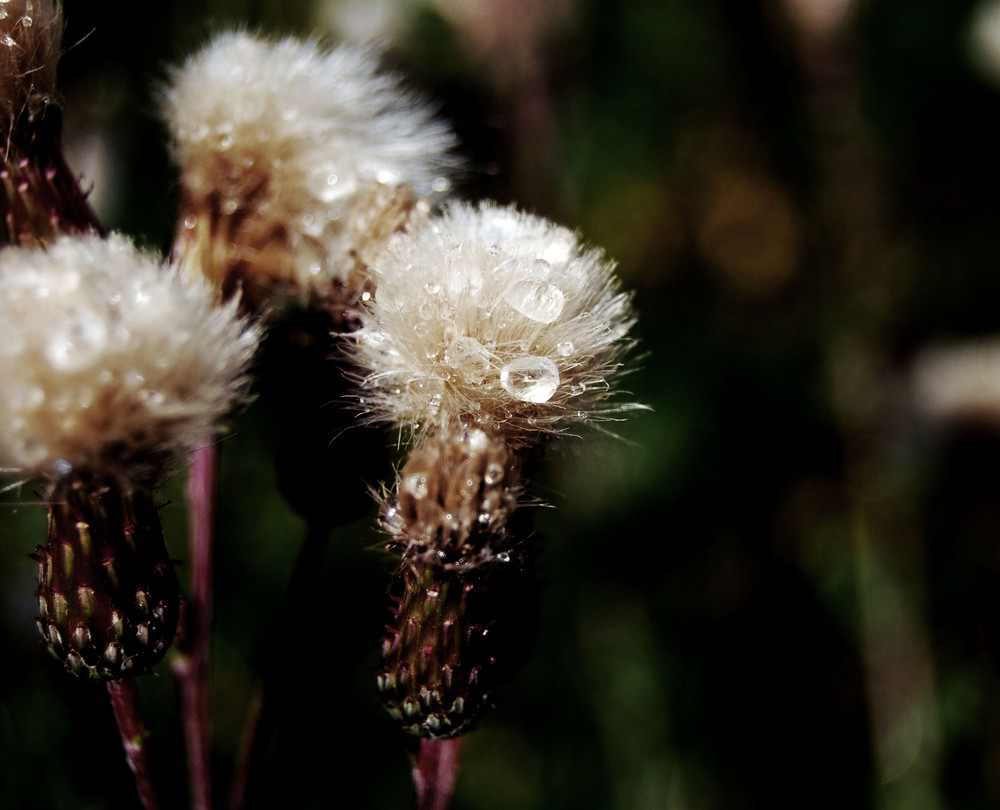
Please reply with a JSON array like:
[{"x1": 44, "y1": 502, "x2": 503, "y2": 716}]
[
  {"x1": 34, "y1": 472, "x2": 179, "y2": 680},
  {"x1": 0, "y1": 0, "x2": 102, "y2": 244}
]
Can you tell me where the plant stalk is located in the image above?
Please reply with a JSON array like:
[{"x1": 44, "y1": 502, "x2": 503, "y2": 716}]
[
  {"x1": 173, "y1": 441, "x2": 219, "y2": 810},
  {"x1": 107, "y1": 679, "x2": 161, "y2": 810},
  {"x1": 413, "y1": 737, "x2": 464, "y2": 810}
]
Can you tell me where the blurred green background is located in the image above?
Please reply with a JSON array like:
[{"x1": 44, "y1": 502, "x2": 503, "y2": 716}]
[{"x1": 7, "y1": 0, "x2": 1000, "y2": 807}]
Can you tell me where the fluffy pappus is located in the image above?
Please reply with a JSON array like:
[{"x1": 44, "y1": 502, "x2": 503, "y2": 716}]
[
  {"x1": 0, "y1": 233, "x2": 259, "y2": 483},
  {"x1": 352, "y1": 200, "x2": 641, "y2": 445},
  {"x1": 161, "y1": 31, "x2": 456, "y2": 308}
]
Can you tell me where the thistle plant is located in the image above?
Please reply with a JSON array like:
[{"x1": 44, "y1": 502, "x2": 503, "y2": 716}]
[
  {"x1": 353, "y1": 200, "x2": 640, "y2": 804},
  {"x1": 160, "y1": 31, "x2": 459, "y2": 809},
  {"x1": 0, "y1": 233, "x2": 257, "y2": 807},
  {"x1": 0, "y1": 233, "x2": 256, "y2": 673},
  {"x1": 162, "y1": 30, "x2": 456, "y2": 318},
  {"x1": 0, "y1": 0, "x2": 101, "y2": 243}
]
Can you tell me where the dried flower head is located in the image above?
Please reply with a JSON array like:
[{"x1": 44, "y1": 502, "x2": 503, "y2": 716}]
[
  {"x1": 0, "y1": 233, "x2": 258, "y2": 483},
  {"x1": 162, "y1": 31, "x2": 456, "y2": 310},
  {"x1": 0, "y1": 0, "x2": 62, "y2": 125},
  {"x1": 0, "y1": 0, "x2": 100, "y2": 245},
  {"x1": 353, "y1": 200, "x2": 639, "y2": 445}
]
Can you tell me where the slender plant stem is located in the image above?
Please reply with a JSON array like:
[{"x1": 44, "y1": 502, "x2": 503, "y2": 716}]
[
  {"x1": 107, "y1": 679, "x2": 161, "y2": 810},
  {"x1": 413, "y1": 737, "x2": 464, "y2": 810},
  {"x1": 173, "y1": 441, "x2": 219, "y2": 810},
  {"x1": 227, "y1": 521, "x2": 331, "y2": 810}
]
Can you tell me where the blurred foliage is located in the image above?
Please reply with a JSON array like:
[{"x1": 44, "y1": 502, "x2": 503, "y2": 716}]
[{"x1": 7, "y1": 0, "x2": 1000, "y2": 807}]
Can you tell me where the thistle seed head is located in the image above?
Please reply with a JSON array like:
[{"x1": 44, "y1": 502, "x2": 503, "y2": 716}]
[
  {"x1": 353, "y1": 200, "x2": 640, "y2": 445},
  {"x1": 162, "y1": 31, "x2": 456, "y2": 310},
  {"x1": 380, "y1": 426, "x2": 523, "y2": 570},
  {"x1": 0, "y1": 0, "x2": 62, "y2": 126},
  {"x1": 0, "y1": 233, "x2": 259, "y2": 483}
]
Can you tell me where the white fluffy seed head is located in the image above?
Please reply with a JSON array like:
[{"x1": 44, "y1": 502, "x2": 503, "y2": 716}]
[
  {"x1": 353, "y1": 201, "x2": 640, "y2": 444},
  {"x1": 0, "y1": 233, "x2": 259, "y2": 482},
  {"x1": 162, "y1": 31, "x2": 456, "y2": 307}
]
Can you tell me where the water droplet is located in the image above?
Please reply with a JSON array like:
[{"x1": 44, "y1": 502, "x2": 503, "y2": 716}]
[
  {"x1": 183, "y1": 214, "x2": 197, "y2": 230},
  {"x1": 139, "y1": 388, "x2": 166, "y2": 406},
  {"x1": 218, "y1": 133, "x2": 233, "y2": 150},
  {"x1": 500, "y1": 356, "x2": 560, "y2": 403},
  {"x1": 2, "y1": 34, "x2": 16, "y2": 47},
  {"x1": 20, "y1": 14, "x2": 32, "y2": 27},
  {"x1": 484, "y1": 462, "x2": 504, "y2": 486},
  {"x1": 445, "y1": 336, "x2": 491, "y2": 384},
  {"x1": 327, "y1": 174, "x2": 338, "y2": 185},
  {"x1": 50, "y1": 459, "x2": 72, "y2": 477},
  {"x1": 557, "y1": 341, "x2": 574, "y2": 357},
  {"x1": 528, "y1": 259, "x2": 552, "y2": 280},
  {"x1": 538, "y1": 236, "x2": 574, "y2": 265},
  {"x1": 463, "y1": 428, "x2": 489, "y2": 452},
  {"x1": 403, "y1": 473, "x2": 428, "y2": 499},
  {"x1": 0, "y1": 9, "x2": 9, "y2": 20},
  {"x1": 45, "y1": 311, "x2": 109, "y2": 371},
  {"x1": 570, "y1": 383, "x2": 587, "y2": 395},
  {"x1": 432, "y1": 176, "x2": 450, "y2": 193},
  {"x1": 10, "y1": 385, "x2": 44, "y2": 411},
  {"x1": 424, "y1": 283, "x2": 441, "y2": 295},
  {"x1": 504, "y1": 281, "x2": 565, "y2": 323},
  {"x1": 222, "y1": 199, "x2": 238, "y2": 216}
]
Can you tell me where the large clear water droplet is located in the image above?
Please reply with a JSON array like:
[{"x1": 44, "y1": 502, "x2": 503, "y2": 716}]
[
  {"x1": 504, "y1": 280, "x2": 565, "y2": 324},
  {"x1": 445, "y1": 336, "x2": 491, "y2": 384},
  {"x1": 499, "y1": 356, "x2": 560, "y2": 403}
]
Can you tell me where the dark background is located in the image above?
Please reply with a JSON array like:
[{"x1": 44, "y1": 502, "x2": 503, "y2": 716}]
[{"x1": 3, "y1": 0, "x2": 1000, "y2": 807}]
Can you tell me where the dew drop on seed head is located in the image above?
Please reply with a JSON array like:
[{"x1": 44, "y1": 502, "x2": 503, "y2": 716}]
[
  {"x1": 183, "y1": 215, "x2": 197, "y2": 230},
  {"x1": 10, "y1": 385, "x2": 44, "y2": 412},
  {"x1": 463, "y1": 428, "x2": 489, "y2": 453},
  {"x1": 499, "y1": 356, "x2": 560, "y2": 403},
  {"x1": 20, "y1": 15, "x2": 31, "y2": 27},
  {"x1": 45, "y1": 312, "x2": 109, "y2": 372},
  {"x1": 528, "y1": 259, "x2": 552, "y2": 281},
  {"x1": 50, "y1": 459, "x2": 72, "y2": 478},
  {"x1": 557, "y1": 341, "x2": 574, "y2": 357},
  {"x1": 484, "y1": 462, "x2": 504, "y2": 486},
  {"x1": 538, "y1": 236, "x2": 573, "y2": 266},
  {"x1": 403, "y1": 473, "x2": 428, "y2": 499},
  {"x1": 445, "y1": 336, "x2": 491, "y2": 384},
  {"x1": 504, "y1": 281, "x2": 565, "y2": 324}
]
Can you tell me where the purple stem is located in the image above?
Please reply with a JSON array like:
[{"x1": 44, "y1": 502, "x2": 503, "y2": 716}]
[
  {"x1": 413, "y1": 737, "x2": 464, "y2": 810},
  {"x1": 107, "y1": 679, "x2": 161, "y2": 810},
  {"x1": 173, "y1": 441, "x2": 219, "y2": 810}
]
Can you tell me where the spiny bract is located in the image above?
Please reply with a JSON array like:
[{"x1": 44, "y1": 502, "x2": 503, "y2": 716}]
[
  {"x1": 353, "y1": 200, "x2": 639, "y2": 444},
  {"x1": 0, "y1": 233, "x2": 258, "y2": 480}
]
